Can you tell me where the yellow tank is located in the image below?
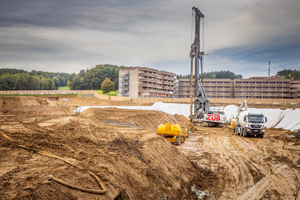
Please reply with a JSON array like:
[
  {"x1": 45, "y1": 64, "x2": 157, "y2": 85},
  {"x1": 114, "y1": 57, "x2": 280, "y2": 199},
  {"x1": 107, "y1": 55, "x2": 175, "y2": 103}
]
[
  {"x1": 157, "y1": 123, "x2": 181, "y2": 136},
  {"x1": 157, "y1": 123, "x2": 187, "y2": 145}
]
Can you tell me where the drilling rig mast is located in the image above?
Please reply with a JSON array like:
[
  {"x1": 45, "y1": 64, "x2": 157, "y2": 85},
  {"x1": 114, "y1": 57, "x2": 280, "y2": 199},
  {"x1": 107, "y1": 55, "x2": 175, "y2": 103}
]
[{"x1": 189, "y1": 6, "x2": 226, "y2": 126}]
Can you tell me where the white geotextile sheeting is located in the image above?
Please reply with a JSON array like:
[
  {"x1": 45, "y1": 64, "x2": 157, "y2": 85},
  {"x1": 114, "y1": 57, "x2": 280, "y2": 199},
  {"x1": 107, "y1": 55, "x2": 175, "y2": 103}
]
[
  {"x1": 223, "y1": 105, "x2": 300, "y2": 131},
  {"x1": 275, "y1": 109, "x2": 300, "y2": 131},
  {"x1": 75, "y1": 102, "x2": 300, "y2": 131},
  {"x1": 75, "y1": 102, "x2": 192, "y2": 117}
]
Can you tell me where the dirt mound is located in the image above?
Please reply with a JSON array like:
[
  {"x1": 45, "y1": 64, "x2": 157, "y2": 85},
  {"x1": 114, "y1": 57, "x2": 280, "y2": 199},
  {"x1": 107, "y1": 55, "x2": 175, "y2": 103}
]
[
  {"x1": 79, "y1": 107, "x2": 194, "y2": 133},
  {"x1": 180, "y1": 126, "x2": 300, "y2": 199},
  {"x1": 0, "y1": 111, "x2": 212, "y2": 200},
  {"x1": 108, "y1": 136, "x2": 145, "y2": 162},
  {"x1": 55, "y1": 96, "x2": 152, "y2": 107},
  {"x1": 1, "y1": 99, "x2": 299, "y2": 199},
  {"x1": 174, "y1": 114, "x2": 196, "y2": 131},
  {"x1": 0, "y1": 97, "x2": 74, "y2": 116}
]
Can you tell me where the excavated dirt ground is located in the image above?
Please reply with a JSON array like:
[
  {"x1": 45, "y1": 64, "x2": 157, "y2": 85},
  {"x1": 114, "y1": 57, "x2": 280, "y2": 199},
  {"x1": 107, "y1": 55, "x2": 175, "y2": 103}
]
[
  {"x1": 180, "y1": 127, "x2": 300, "y2": 200},
  {"x1": 0, "y1": 96, "x2": 299, "y2": 200}
]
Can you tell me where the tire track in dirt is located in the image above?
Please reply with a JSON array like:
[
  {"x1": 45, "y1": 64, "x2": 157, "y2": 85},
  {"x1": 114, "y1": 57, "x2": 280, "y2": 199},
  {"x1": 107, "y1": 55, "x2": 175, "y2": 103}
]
[{"x1": 180, "y1": 127, "x2": 300, "y2": 200}]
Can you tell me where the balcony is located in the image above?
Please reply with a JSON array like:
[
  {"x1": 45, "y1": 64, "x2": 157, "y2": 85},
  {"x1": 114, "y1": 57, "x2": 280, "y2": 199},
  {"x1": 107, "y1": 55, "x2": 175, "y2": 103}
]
[
  {"x1": 163, "y1": 76, "x2": 176, "y2": 81},
  {"x1": 179, "y1": 83, "x2": 192, "y2": 87},
  {"x1": 161, "y1": 71, "x2": 176, "y2": 76},
  {"x1": 141, "y1": 89, "x2": 174, "y2": 94},
  {"x1": 162, "y1": 86, "x2": 174, "y2": 90},
  {"x1": 178, "y1": 87, "x2": 190, "y2": 91},
  {"x1": 233, "y1": 88, "x2": 246, "y2": 91},
  {"x1": 162, "y1": 81, "x2": 175, "y2": 86},
  {"x1": 203, "y1": 82, "x2": 232, "y2": 87},
  {"x1": 141, "y1": 78, "x2": 157, "y2": 83},
  {"x1": 142, "y1": 72, "x2": 157, "y2": 78}
]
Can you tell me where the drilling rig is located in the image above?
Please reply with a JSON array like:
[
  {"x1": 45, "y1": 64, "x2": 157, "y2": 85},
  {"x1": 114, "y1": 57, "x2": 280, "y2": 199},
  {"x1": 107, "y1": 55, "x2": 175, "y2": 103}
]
[{"x1": 189, "y1": 7, "x2": 227, "y2": 126}]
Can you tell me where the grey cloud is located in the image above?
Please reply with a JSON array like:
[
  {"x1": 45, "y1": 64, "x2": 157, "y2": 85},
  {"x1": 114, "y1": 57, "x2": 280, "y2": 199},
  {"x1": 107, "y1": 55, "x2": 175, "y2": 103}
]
[{"x1": 0, "y1": 0, "x2": 299, "y2": 77}]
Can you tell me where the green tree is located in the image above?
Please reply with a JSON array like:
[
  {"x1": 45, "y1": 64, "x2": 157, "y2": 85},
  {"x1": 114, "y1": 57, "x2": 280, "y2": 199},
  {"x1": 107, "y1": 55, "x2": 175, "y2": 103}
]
[
  {"x1": 52, "y1": 77, "x2": 60, "y2": 87},
  {"x1": 101, "y1": 78, "x2": 115, "y2": 94}
]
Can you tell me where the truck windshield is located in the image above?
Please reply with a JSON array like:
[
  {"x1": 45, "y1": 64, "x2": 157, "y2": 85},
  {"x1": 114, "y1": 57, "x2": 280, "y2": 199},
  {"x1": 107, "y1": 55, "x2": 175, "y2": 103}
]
[{"x1": 248, "y1": 116, "x2": 264, "y2": 123}]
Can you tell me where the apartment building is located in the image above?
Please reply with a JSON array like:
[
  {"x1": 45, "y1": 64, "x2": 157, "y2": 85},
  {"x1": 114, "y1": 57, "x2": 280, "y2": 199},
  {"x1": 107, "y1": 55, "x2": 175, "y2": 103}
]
[
  {"x1": 178, "y1": 78, "x2": 234, "y2": 98},
  {"x1": 118, "y1": 67, "x2": 176, "y2": 98},
  {"x1": 178, "y1": 78, "x2": 300, "y2": 99},
  {"x1": 173, "y1": 80, "x2": 179, "y2": 98}
]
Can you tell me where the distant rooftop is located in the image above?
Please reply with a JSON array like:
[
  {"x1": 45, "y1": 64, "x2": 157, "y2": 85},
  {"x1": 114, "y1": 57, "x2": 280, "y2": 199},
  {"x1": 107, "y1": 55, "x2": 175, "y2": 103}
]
[{"x1": 249, "y1": 75, "x2": 283, "y2": 79}]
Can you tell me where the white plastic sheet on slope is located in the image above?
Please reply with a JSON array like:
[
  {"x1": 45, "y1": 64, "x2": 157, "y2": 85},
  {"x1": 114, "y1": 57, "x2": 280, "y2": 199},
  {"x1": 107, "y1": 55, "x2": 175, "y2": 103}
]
[
  {"x1": 75, "y1": 102, "x2": 192, "y2": 117},
  {"x1": 223, "y1": 105, "x2": 300, "y2": 131},
  {"x1": 75, "y1": 102, "x2": 300, "y2": 131},
  {"x1": 275, "y1": 109, "x2": 300, "y2": 131}
]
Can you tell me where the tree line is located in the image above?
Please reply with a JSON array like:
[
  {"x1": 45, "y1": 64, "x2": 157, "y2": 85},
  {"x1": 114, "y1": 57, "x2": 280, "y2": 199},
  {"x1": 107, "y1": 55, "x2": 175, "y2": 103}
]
[
  {"x1": 1, "y1": 66, "x2": 297, "y2": 91},
  {"x1": 0, "y1": 69, "x2": 70, "y2": 90},
  {"x1": 177, "y1": 70, "x2": 243, "y2": 80},
  {"x1": 277, "y1": 69, "x2": 300, "y2": 80},
  {"x1": 0, "y1": 64, "x2": 120, "y2": 91},
  {"x1": 67, "y1": 64, "x2": 119, "y2": 90}
]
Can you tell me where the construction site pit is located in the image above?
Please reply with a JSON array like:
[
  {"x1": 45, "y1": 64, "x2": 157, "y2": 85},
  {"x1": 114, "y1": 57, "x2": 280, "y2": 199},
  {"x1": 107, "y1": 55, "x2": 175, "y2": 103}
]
[{"x1": 0, "y1": 96, "x2": 299, "y2": 200}]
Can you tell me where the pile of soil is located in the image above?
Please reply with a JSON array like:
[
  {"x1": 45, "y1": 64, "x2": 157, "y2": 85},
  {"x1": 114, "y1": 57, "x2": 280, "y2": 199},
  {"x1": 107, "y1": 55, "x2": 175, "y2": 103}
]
[
  {"x1": 1, "y1": 96, "x2": 299, "y2": 199},
  {"x1": 79, "y1": 108, "x2": 193, "y2": 133},
  {"x1": 0, "y1": 105, "x2": 210, "y2": 199},
  {"x1": 0, "y1": 96, "x2": 74, "y2": 116},
  {"x1": 54, "y1": 96, "x2": 152, "y2": 107},
  {"x1": 108, "y1": 137, "x2": 145, "y2": 162}
]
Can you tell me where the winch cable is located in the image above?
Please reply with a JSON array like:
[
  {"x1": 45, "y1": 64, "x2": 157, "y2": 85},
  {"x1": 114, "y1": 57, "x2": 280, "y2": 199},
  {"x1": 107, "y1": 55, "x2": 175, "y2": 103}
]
[{"x1": 0, "y1": 131, "x2": 107, "y2": 194}]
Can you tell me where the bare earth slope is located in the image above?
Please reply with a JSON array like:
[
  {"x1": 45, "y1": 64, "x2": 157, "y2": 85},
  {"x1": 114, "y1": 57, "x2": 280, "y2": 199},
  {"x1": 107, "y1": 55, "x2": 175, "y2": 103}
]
[
  {"x1": 180, "y1": 127, "x2": 300, "y2": 199},
  {"x1": 0, "y1": 101, "x2": 204, "y2": 200},
  {"x1": 0, "y1": 96, "x2": 299, "y2": 199}
]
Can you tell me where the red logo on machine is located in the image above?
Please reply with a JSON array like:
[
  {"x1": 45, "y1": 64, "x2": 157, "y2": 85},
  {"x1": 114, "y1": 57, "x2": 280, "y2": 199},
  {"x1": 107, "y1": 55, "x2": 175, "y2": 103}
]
[{"x1": 207, "y1": 115, "x2": 220, "y2": 121}]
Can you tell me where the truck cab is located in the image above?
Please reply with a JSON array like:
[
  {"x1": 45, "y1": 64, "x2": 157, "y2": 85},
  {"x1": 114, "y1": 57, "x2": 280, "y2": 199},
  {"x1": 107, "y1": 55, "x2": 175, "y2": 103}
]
[
  {"x1": 235, "y1": 111, "x2": 267, "y2": 138},
  {"x1": 243, "y1": 113, "x2": 267, "y2": 137}
]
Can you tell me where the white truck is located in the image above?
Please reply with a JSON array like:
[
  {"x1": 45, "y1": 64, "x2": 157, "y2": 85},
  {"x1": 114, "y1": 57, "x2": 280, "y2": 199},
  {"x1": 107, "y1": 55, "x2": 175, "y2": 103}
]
[{"x1": 234, "y1": 100, "x2": 267, "y2": 138}]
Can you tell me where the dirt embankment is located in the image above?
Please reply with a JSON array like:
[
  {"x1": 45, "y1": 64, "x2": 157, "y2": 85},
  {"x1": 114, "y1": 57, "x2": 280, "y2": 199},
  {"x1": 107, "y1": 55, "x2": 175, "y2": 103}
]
[
  {"x1": 0, "y1": 104, "x2": 202, "y2": 200},
  {"x1": 0, "y1": 96, "x2": 74, "y2": 116},
  {"x1": 180, "y1": 127, "x2": 300, "y2": 199},
  {"x1": 0, "y1": 96, "x2": 299, "y2": 199},
  {"x1": 53, "y1": 96, "x2": 152, "y2": 107},
  {"x1": 79, "y1": 108, "x2": 195, "y2": 133}
]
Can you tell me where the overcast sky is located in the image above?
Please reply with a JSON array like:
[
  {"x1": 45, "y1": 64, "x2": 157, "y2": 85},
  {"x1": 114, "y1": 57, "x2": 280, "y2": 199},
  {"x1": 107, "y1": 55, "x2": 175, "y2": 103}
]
[{"x1": 0, "y1": 0, "x2": 299, "y2": 78}]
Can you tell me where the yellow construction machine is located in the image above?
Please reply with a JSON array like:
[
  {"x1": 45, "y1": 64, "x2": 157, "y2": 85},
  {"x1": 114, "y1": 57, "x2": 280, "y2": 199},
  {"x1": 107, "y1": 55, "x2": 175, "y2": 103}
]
[
  {"x1": 157, "y1": 123, "x2": 190, "y2": 145},
  {"x1": 229, "y1": 118, "x2": 237, "y2": 132}
]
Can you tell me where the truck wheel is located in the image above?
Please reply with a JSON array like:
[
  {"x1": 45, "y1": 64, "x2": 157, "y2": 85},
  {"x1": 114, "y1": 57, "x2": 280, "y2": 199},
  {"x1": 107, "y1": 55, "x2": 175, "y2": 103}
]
[
  {"x1": 235, "y1": 129, "x2": 238, "y2": 135},
  {"x1": 243, "y1": 130, "x2": 248, "y2": 137},
  {"x1": 175, "y1": 136, "x2": 181, "y2": 145},
  {"x1": 260, "y1": 135, "x2": 264, "y2": 138},
  {"x1": 180, "y1": 136, "x2": 186, "y2": 143}
]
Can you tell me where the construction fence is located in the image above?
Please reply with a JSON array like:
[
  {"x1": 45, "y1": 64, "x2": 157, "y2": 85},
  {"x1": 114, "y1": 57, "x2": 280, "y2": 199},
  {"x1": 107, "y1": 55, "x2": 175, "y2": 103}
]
[
  {"x1": 0, "y1": 90, "x2": 130, "y2": 101},
  {"x1": 0, "y1": 90, "x2": 299, "y2": 104},
  {"x1": 131, "y1": 97, "x2": 300, "y2": 105}
]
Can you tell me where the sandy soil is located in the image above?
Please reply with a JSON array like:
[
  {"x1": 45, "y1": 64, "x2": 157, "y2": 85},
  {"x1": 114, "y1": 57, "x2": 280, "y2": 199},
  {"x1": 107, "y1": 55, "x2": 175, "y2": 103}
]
[
  {"x1": 180, "y1": 127, "x2": 300, "y2": 199},
  {"x1": 0, "y1": 96, "x2": 299, "y2": 200},
  {"x1": 51, "y1": 95, "x2": 152, "y2": 107}
]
